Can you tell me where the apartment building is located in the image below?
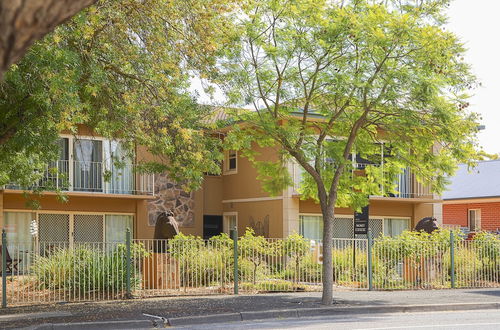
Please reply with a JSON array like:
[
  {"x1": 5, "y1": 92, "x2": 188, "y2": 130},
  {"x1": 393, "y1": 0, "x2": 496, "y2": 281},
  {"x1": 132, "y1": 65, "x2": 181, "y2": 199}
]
[
  {"x1": 196, "y1": 142, "x2": 442, "y2": 240},
  {"x1": 1, "y1": 121, "x2": 442, "y2": 244}
]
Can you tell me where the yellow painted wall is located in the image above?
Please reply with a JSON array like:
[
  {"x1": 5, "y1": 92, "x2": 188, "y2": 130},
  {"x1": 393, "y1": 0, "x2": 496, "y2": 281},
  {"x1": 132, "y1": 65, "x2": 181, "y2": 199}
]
[
  {"x1": 222, "y1": 143, "x2": 281, "y2": 200},
  {"x1": 223, "y1": 199, "x2": 283, "y2": 238},
  {"x1": 203, "y1": 176, "x2": 223, "y2": 215}
]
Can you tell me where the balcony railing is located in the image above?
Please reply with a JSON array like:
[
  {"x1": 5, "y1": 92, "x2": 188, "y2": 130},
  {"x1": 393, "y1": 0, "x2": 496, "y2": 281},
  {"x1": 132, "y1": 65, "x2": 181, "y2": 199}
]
[
  {"x1": 5, "y1": 160, "x2": 155, "y2": 195},
  {"x1": 291, "y1": 162, "x2": 434, "y2": 199}
]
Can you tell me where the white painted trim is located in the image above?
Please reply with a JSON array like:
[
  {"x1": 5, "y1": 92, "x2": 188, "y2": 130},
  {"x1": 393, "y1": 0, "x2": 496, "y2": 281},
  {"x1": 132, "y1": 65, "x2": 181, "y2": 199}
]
[
  {"x1": 222, "y1": 196, "x2": 283, "y2": 203},
  {"x1": 223, "y1": 212, "x2": 238, "y2": 234},
  {"x1": 222, "y1": 150, "x2": 238, "y2": 175}
]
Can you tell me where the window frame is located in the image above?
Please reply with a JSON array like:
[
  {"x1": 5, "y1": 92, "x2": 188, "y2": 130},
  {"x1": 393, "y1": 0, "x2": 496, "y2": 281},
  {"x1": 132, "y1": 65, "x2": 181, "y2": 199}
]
[
  {"x1": 223, "y1": 150, "x2": 238, "y2": 175},
  {"x1": 468, "y1": 209, "x2": 481, "y2": 232},
  {"x1": 223, "y1": 212, "x2": 238, "y2": 234},
  {"x1": 383, "y1": 218, "x2": 410, "y2": 237}
]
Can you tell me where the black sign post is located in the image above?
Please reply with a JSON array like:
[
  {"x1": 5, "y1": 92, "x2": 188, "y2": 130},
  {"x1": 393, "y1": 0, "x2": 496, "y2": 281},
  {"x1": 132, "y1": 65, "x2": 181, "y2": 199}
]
[
  {"x1": 354, "y1": 205, "x2": 369, "y2": 236},
  {"x1": 353, "y1": 205, "x2": 369, "y2": 270}
]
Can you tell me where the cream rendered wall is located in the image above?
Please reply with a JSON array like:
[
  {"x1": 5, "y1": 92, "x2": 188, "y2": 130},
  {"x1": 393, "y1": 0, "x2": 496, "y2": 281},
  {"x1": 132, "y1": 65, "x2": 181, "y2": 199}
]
[
  {"x1": 223, "y1": 199, "x2": 283, "y2": 238},
  {"x1": 222, "y1": 143, "x2": 281, "y2": 201}
]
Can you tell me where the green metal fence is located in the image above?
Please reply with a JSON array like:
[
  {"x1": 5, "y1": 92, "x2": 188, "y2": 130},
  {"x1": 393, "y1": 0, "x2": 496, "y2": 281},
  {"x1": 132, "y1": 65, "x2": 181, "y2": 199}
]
[{"x1": 1, "y1": 229, "x2": 500, "y2": 307}]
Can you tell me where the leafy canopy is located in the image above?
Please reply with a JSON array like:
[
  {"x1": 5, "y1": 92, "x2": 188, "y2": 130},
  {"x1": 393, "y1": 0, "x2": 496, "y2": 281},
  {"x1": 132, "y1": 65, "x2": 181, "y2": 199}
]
[
  {"x1": 0, "y1": 0, "x2": 239, "y2": 191},
  {"x1": 219, "y1": 0, "x2": 479, "y2": 210}
]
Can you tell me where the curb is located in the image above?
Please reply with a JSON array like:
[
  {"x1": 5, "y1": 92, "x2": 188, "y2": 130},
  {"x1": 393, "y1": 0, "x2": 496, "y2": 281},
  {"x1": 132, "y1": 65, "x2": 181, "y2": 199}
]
[
  {"x1": 22, "y1": 302, "x2": 500, "y2": 329},
  {"x1": 167, "y1": 302, "x2": 500, "y2": 327},
  {"x1": 26, "y1": 320, "x2": 153, "y2": 330}
]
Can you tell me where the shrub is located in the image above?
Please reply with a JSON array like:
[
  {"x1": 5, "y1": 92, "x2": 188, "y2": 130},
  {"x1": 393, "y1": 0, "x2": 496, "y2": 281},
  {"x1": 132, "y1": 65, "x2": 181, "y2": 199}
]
[
  {"x1": 280, "y1": 256, "x2": 322, "y2": 283},
  {"x1": 169, "y1": 233, "x2": 234, "y2": 287},
  {"x1": 332, "y1": 247, "x2": 368, "y2": 285},
  {"x1": 281, "y1": 234, "x2": 310, "y2": 283},
  {"x1": 238, "y1": 228, "x2": 275, "y2": 284},
  {"x1": 30, "y1": 243, "x2": 149, "y2": 296}
]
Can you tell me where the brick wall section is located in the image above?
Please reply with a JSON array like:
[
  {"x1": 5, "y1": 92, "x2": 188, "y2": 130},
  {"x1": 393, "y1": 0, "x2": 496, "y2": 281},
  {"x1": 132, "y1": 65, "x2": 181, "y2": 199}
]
[{"x1": 443, "y1": 201, "x2": 500, "y2": 231}]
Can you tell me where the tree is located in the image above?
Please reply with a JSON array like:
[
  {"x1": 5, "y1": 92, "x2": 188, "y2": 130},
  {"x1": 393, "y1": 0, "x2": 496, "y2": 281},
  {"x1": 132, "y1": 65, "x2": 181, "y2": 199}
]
[
  {"x1": 0, "y1": 0, "x2": 98, "y2": 80},
  {"x1": 0, "y1": 0, "x2": 238, "y2": 191},
  {"x1": 219, "y1": 0, "x2": 479, "y2": 304}
]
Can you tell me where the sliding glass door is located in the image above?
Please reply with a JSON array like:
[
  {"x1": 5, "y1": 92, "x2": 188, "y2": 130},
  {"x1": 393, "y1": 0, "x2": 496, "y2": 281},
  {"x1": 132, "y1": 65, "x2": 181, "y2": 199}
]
[
  {"x1": 73, "y1": 139, "x2": 103, "y2": 192},
  {"x1": 104, "y1": 141, "x2": 133, "y2": 194}
]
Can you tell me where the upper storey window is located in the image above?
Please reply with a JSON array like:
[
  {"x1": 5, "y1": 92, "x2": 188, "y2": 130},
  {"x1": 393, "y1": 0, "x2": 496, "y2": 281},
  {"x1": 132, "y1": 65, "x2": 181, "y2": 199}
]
[{"x1": 224, "y1": 150, "x2": 238, "y2": 174}]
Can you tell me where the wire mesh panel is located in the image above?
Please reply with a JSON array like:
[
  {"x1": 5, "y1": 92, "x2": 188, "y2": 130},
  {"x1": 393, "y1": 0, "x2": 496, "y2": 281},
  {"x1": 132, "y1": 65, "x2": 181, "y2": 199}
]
[
  {"x1": 333, "y1": 217, "x2": 353, "y2": 238},
  {"x1": 369, "y1": 219, "x2": 383, "y2": 238},
  {"x1": 38, "y1": 214, "x2": 70, "y2": 256},
  {"x1": 74, "y1": 214, "x2": 104, "y2": 243}
]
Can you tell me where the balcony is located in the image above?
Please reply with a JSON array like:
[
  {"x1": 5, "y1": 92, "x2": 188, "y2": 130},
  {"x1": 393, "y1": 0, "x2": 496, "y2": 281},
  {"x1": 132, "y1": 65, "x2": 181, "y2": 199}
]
[
  {"x1": 291, "y1": 162, "x2": 434, "y2": 200},
  {"x1": 5, "y1": 160, "x2": 155, "y2": 196}
]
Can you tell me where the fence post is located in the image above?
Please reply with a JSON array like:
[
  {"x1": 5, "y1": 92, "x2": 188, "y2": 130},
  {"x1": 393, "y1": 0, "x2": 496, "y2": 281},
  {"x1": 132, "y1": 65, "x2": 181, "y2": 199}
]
[
  {"x1": 230, "y1": 227, "x2": 238, "y2": 295},
  {"x1": 2, "y1": 230, "x2": 6, "y2": 308},
  {"x1": 450, "y1": 231, "x2": 455, "y2": 289},
  {"x1": 367, "y1": 229, "x2": 373, "y2": 291},
  {"x1": 125, "y1": 228, "x2": 131, "y2": 298}
]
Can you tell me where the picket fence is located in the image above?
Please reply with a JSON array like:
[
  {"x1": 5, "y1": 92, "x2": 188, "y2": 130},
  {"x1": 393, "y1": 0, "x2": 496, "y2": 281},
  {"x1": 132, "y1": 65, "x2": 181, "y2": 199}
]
[{"x1": 1, "y1": 229, "x2": 499, "y2": 306}]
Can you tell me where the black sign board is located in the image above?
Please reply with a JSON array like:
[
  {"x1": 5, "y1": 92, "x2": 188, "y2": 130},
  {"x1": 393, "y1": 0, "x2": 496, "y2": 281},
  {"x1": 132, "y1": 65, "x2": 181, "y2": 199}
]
[{"x1": 354, "y1": 205, "x2": 369, "y2": 235}]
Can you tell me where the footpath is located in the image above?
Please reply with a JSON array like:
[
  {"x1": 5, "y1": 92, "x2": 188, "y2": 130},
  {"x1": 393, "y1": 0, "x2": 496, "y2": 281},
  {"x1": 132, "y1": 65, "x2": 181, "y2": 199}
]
[{"x1": 0, "y1": 288, "x2": 499, "y2": 329}]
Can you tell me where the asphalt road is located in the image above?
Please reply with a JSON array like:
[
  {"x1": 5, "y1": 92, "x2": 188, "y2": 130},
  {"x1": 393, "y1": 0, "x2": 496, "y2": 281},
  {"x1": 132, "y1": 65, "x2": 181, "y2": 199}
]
[{"x1": 182, "y1": 310, "x2": 500, "y2": 330}]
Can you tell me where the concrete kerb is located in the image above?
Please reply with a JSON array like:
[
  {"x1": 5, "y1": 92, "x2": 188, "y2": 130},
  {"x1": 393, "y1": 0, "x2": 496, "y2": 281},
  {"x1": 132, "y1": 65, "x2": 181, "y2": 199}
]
[
  {"x1": 19, "y1": 302, "x2": 500, "y2": 329},
  {"x1": 27, "y1": 320, "x2": 153, "y2": 330}
]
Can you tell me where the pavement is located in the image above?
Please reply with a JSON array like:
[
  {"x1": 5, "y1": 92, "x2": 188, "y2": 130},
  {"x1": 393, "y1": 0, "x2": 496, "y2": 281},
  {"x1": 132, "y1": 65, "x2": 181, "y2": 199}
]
[{"x1": 0, "y1": 288, "x2": 499, "y2": 329}]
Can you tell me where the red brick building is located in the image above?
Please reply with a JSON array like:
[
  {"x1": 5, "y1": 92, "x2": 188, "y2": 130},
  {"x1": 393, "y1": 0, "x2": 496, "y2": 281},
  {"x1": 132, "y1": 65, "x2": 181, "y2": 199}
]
[{"x1": 443, "y1": 160, "x2": 500, "y2": 232}]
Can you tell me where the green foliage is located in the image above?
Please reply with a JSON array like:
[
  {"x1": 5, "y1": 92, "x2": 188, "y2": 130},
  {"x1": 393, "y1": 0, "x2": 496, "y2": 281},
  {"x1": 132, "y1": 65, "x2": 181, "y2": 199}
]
[
  {"x1": 0, "y1": 0, "x2": 239, "y2": 191},
  {"x1": 31, "y1": 243, "x2": 149, "y2": 295},
  {"x1": 332, "y1": 247, "x2": 368, "y2": 285},
  {"x1": 238, "y1": 228, "x2": 274, "y2": 284},
  {"x1": 170, "y1": 233, "x2": 234, "y2": 287},
  {"x1": 220, "y1": 0, "x2": 480, "y2": 213}
]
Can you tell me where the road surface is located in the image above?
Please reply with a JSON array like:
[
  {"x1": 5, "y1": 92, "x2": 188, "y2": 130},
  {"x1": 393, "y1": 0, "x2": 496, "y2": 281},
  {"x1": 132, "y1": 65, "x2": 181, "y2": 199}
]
[{"x1": 181, "y1": 309, "x2": 500, "y2": 330}]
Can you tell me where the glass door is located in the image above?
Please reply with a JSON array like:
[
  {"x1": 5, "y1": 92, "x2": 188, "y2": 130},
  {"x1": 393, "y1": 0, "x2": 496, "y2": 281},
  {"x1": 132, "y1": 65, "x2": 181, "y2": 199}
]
[{"x1": 74, "y1": 139, "x2": 103, "y2": 192}]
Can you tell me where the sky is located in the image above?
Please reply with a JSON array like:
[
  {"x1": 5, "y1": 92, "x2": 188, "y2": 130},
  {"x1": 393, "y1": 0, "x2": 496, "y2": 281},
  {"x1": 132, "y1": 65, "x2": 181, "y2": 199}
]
[
  {"x1": 192, "y1": 1, "x2": 500, "y2": 154},
  {"x1": 447, "y1": 0, "x2": 500, "y2": 154}
]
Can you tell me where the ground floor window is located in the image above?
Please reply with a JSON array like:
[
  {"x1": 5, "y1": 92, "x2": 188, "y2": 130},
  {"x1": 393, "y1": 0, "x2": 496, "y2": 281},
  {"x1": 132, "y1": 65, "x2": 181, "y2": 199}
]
[
  {"x1": 4, "y1": 212, "x2": 133, "y2": 245},
  {"x1": 105, "y1": 214, "x2": 133, "y2": 243},
  {"x1": 299, "y1": 215, "x2": 323, "y2": 240},
  {"x1": 3, "y1": 212, "x2": 32, "y2": 244},
  {"x1": 383, "y1": 218, "x2": 410, "y2": 237},
  {"x1": 299, "y1": 214, "x2": 410, "y2": 240}
]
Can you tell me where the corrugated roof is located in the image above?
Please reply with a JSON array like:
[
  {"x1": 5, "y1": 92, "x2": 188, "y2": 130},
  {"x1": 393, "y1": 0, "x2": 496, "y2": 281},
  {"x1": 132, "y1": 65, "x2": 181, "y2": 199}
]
[{"x1": 443, "y1": 159, "x2": 500, "y2": 200}]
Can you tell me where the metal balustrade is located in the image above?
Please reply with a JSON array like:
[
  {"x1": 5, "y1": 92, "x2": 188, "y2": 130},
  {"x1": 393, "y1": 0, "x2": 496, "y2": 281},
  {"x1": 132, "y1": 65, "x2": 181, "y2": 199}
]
[
  {"x1": 5, "y1": 160, "x2": 155, "y2": 195},
  {"x1": 291, "y1": 162, "x2": 434, "y2": 199}
]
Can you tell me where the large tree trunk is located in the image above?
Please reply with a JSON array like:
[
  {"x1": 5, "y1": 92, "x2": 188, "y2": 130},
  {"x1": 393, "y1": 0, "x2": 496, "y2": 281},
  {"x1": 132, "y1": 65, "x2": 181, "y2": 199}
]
[
  {"x1": 321, "y1": 203, "x2": 335, "y2": 305},
  {"x1": 0, "y1": 0, "x2": 97, "y2": 79}
]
